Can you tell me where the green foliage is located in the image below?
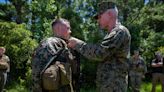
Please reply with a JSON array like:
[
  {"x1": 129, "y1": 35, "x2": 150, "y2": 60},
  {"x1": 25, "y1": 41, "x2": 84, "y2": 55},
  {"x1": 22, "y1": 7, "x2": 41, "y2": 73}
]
[
  {"x1": 80, "y1": 58, "x2": 98, "y2": 88},
  {"x1": 59, "y1": 7, "x2": 84, "y2": 40},
  {"x1": 157, "y1": 46, "x2": 164, "y2": 55},
  {"x1": 139, "y1": 4, "x2": 164, "y2": 32},
  {"x1": 121, "y1": 3, "x2": 164, "y2": 76},
  {"x1": 137, "y1": 4, "x2": 164, "y2": 62},
  {"x1": 140, "y1": 82, "x2": 162, "y2": 92},
  {"x1": 80, "y1": 87, "x2": 96, "y2": 92},
  {"x1": 0, "y1": 3, "x2": 15, "y2": 22},
  {"x1": 30, "y1": 0, "x2": 57, "y2": 41},
  {"x1": 0, "y1": 22, "x2": 38, "y2": 81},
  {"x1": 6, "y1": 82, "x2": 29, "y2": 92}
]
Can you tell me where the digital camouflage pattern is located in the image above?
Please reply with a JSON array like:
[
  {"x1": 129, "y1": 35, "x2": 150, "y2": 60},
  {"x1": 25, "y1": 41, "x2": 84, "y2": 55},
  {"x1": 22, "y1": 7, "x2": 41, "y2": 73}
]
[
  {"x1": 32, "y1": 37, "x2": 80, "y2": 92},
  {"x1": 0, "y1": 55, "x2": 10, "y2": 92},
  {"x1": 70, "y1": 50, "x2": 80, "y2": 92},
  {"x1": 129, "y1": 56, "x2": 147, "y2": 92},
  {"x1": 73, "y1": 24, "x2": 131, "y2": 92}
]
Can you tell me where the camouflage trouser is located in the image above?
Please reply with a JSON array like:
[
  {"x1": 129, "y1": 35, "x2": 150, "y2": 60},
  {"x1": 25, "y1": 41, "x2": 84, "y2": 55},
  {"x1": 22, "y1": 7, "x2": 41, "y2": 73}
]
[
  {"x1": 129, "y1": 74, "x2": 142, "y2": 92},
  {"x1": 43, "y1": 84, "x2": 72, "y2": 92},
  {"x1": 96, "y1": 63, "x2": 128, "y2": 92},
  {"x1": 151, "y1": 73, "x2": 164, "y2": 92},
  {"x1": 0, "y1": 72, "x2": 7, "y2": 92}
]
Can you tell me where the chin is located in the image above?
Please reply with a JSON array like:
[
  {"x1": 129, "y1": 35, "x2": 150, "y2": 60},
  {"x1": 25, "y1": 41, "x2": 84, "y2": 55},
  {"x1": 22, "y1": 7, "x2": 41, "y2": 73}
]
[
  {"x1": 65, "y1": 36, "x2": 70, "y2": 40},
  {"x1": 101, "y1": 25, "x2": 108, "y2": 30}
]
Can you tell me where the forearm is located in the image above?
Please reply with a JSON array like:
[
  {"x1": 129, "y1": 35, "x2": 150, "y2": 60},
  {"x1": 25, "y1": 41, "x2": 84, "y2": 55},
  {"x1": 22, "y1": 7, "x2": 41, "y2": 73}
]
[
  {"x1": 151, "y1": 62, "x2": 163, "y2": 67},
  {"x1": 74, "y1": 42, "x2": 109, "y2": 61}
]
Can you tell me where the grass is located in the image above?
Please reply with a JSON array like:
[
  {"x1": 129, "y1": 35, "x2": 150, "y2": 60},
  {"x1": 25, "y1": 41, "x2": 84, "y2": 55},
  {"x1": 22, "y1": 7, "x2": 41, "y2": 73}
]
[
  {"x1": 80, "y1": 82, "x2": 162, "y2": 92},
  {"x1": 5, "y1": 82, "x2": 29, "y2": 92},
  {"x1": 4, "y1": 82, "x2": 162, "y2": 92},
  {"x1": 140, "y1": 82, "x2": 162, "y2": 92}
]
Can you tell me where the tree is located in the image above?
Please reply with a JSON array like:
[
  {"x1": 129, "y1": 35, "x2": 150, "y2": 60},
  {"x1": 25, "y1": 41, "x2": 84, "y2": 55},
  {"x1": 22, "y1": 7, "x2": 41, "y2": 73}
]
[
  {"x1": 126, "y1": 3, "x2": 164, "y2": 62},
  {"x1": 0, "y1": 22, "x2": 38, "y2": 81},
  {"x1": 0, "y1": 2, "x2": 15, "y2": 22},
  {"x1": 8, "y1": 0, "x2": 29, "y2": 24}
]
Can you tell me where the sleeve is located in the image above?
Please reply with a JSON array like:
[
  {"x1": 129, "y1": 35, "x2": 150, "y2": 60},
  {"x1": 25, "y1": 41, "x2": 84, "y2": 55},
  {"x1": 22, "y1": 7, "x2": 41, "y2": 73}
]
[
  {"x1": 74, "y1": 30, "x2": 125, "y2": 61},
  {"x1": 128, "y1": 57, "x2": 134, "y2": 69},
  {"x1": 151, "y1": 59, "x2": 156, "y2": 66},
  {"x1": 6, "y1": 56, "x2": 10, "y2": 72},
  {"x1": 141, "y1": 58, "x2": 147, "y2": 73},
  {"x1": 32, "y1": 57, "x2": 43, "y2": 92}
]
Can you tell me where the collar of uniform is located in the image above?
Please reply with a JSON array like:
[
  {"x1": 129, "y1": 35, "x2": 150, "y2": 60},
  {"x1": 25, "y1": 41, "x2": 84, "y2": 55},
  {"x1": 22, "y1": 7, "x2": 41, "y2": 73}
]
[
  {"x1": 111, "y1": 23, "x2": 122, "y2": 32},
  {"x1": 55, "y1": 36, "x2": 69, "y2": 43}
]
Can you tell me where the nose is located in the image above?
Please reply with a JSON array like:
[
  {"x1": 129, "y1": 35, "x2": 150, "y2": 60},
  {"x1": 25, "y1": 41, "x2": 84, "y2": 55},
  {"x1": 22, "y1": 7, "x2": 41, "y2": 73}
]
[{"x1": 68, "y1": 30, "x2": 71, "y2": 34}]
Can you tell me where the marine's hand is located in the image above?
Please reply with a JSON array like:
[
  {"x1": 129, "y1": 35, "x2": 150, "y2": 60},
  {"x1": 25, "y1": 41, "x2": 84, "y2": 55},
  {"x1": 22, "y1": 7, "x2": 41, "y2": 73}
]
[{"x1": 68, "y1": 37, "x2": 81, "y2": 48}]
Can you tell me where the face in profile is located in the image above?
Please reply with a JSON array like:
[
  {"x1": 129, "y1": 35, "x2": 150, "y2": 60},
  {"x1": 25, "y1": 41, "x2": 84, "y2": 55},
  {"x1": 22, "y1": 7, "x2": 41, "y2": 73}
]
[
  {"x1": 53, "y1": 21, "x2": 72, "y2": 40},
  {"x1": 97, "y1": 10, "x2": 115, "y2": 30},
  {"x1": 97, "y1": 12, "x2": 110, "y2": 29},
  {"x1": 60, "y1": 22, "x2": 71, "y2": 40},
  {"x1": 0, "y1": 48, "x2": 5, "y2": 56}
]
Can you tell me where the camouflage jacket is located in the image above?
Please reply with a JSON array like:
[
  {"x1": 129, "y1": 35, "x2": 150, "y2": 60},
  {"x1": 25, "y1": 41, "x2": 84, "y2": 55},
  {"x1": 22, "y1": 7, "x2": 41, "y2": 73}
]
[
  {"x1": 0, "y1": 55, "x2": 10, "y2": 73},
  {"x1": 129, "y1": 56, "x2": 147, "y2": 76},
  {"x1": 73, "y1": 24, "x2": 131, "y2": 91},
  {"x1": 32, "y1": 37, "x2": 80, "y2": 92},
  {"x1": 74, "y1": 24, "x2": 131, "y2": 64}
]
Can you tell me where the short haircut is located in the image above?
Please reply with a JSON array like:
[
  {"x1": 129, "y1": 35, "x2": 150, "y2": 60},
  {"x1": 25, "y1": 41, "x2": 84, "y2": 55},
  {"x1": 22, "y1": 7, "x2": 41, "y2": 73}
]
[
  {"x1": 106, "y1": 7, "x2": 118, "y2": 17},
  {"x1": 51, "y1": 18, "x2": 70, "y2": 28}
]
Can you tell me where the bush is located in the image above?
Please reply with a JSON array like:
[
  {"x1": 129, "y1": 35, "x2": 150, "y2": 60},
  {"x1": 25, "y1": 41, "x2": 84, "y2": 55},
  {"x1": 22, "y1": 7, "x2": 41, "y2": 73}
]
[{"x1": 0, "y1": 22, "x2": 38, "y2": 84}]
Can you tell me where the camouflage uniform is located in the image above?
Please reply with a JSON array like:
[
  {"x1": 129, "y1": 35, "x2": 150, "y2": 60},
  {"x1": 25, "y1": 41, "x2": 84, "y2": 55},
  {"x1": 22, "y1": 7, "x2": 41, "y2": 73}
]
[
  {"x1": 71, "y1": 50, "x2": 80, "y2": 92},
  {"x1": 0, "y1": 55, "x2": 10, "y2": 92},
  {"x1": 73, "y1": 24, "x2": 131, "y2": 92},
  {"x1": 32, "y1": 37, "x2": 79, "y2": 92},
  {"x1": 129, "y1": 56, "x2": 147, "y2": 92}
]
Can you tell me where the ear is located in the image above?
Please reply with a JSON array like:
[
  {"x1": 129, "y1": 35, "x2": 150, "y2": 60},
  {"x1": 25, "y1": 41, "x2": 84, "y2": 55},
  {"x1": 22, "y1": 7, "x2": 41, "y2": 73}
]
[
  {"x1": 54, "y1": 24, "x2": 60, "y2": 32},
  {"x1": 57, "y1": 24, "x2": 62, "y2": 33}
]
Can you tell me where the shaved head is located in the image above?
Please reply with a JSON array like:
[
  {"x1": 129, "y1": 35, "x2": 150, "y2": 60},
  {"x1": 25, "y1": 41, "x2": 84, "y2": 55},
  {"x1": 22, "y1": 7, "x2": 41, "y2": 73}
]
[
  {"x1": 51, "y1": 18, "x2": 71, "y2": 40},
  {"x1": 51, "y1": 18, "x2": 70, "y2": 29},
  {"x1": 106, "y1": 7, "x2": 118, "y2": 18}
]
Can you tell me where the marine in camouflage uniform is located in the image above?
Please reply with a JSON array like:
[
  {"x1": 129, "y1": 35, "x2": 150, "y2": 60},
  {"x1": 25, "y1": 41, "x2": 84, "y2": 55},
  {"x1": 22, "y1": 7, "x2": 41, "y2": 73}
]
[
  {"x1": 32, "y1": 18, "x2": 80, "y2": 92},
  {"x1": 0, "y1": 47, "x2": 10, "y2": 92},
  {"x1": 151, "y1": 52, "x2": 164, "y2": 92},
  {"x1": 68, "y1": 1, "x2": 131, "y2": 92},
  {"x1": 129, "y1": 50, "x2": 147, "y2": 92}
]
